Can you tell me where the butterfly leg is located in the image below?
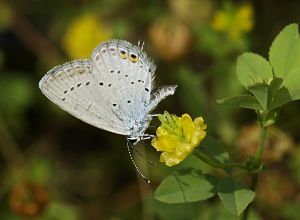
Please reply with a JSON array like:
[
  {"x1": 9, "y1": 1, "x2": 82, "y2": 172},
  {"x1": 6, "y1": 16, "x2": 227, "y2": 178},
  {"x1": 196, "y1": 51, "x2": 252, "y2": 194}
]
[
  {"x1": 148, "y1": 114, "x2": 159, "y2": 117},
  {"x1": 141, "y1": 134, "x2": 155, "y2": 140}
]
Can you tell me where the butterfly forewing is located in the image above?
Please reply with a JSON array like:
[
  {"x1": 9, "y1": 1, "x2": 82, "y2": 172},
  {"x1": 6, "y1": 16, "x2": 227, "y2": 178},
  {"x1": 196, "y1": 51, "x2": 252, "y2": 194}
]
[{"x1": 91, "y1": 40, "x2": 156, "y2": 125}]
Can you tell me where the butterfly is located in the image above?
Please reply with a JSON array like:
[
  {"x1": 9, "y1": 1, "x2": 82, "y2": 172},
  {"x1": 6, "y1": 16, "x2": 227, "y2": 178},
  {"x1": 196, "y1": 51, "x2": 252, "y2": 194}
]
[{"x1": 39, "y1": 39, "x2": 177, "y2": 181}]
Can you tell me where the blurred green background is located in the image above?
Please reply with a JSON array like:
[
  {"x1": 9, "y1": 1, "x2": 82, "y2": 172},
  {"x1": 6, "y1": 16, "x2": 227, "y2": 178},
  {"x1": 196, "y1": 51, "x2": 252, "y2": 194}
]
[{"x1": 1, "y1": 0, "x2": 300, "y2": 219}]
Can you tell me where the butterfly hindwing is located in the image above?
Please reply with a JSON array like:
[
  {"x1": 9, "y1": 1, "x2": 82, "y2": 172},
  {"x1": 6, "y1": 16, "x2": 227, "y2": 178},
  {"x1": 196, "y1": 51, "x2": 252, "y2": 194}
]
[{"x1": 39, "y1": 60, "x2": 131, "y2": 135}]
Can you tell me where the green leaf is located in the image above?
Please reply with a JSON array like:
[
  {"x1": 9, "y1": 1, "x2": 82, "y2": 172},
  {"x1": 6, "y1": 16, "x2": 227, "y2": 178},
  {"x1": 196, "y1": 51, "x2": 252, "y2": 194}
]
[
  {"x1": 288, "y1": 87, "x2": 300, "y2": 102},
  {"x1": 282, "y1": 67, "x2": 300, "y2": 89},
  {"x1": 154, "y1": 169, "x2": 218, "y2": 204},
  {"x1": 270, "y1": 87, "x2": 291, "y2": 109},
  {"x1": 269, "y1": 23, "x2": 300, "y2": 78},
  {"x1": 268, "y1": 77, "x2": 283, "y2": 100},
  {"x1": 196, "y1": 136, "x2": 229, "y2": 165},
  {"x1": 198, "y1": 202, "x2": 262, "y2": 220},
  {"x1": 149, "y1": 197, "x2": 198, "y2": 220},
  {"x1": 217, "y1": 95, "x2": 263, "y2": 110},
  {"x1": 268, "y1": 86, "x2": 300, "y2": 110},
  {"x1": 247, "y1": 83, "x2": 269, "y2": 110},
  {"x1": 236, "y1": 52, "x2": 273, "y2": 87},
  {"x1": 217, "y1": 177, "x2": 255, "y2": 216}
]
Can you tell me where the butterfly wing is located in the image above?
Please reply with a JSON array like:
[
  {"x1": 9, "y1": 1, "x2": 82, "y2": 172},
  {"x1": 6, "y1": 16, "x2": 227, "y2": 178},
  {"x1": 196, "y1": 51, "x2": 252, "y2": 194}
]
[
  {"x1": 90, "y1": 40, "x2": 157, "y2": 129},
  {"x1": 39, "y1": 59, "x2": 132, "y2": 135},
  {"x1": 39, "y1": 39, "x2": 159, "y2": 135}
]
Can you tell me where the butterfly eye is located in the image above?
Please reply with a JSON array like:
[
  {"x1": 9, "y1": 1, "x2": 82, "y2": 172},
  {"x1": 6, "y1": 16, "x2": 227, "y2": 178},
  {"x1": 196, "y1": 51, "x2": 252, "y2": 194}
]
[
  {"x1": 130, "y1": 53, "x2": 138, "y2": 63},
  {"x1": 119, "y1": 49, "x2": 128, "y2": 59}
]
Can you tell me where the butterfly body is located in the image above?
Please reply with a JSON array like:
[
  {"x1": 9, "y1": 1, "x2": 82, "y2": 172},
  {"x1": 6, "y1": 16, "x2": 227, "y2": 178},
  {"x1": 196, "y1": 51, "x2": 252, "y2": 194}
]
[{"x1": 39, "y1": 39, "x2": 176, "y2": 143}]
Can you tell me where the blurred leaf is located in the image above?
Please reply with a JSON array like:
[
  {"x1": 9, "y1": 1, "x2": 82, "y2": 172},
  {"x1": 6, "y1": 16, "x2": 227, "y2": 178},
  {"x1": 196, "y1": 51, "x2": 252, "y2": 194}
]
[
  {"x1": 214, "y1": 62, "x2": 243, "y2": 102},
  {"x1": 149, "y1": 197, "x2": 198, "y2": 220},
  {"x1": 174, "y1": 154, "x2": 212, "y2": 173},
  {"x1": 217, "y1": 177, "x2": 255, "y2": 216},
  {"x1": 282, "y1": 67, "x2": 300, "y2": 90},
  {"x1": 269, "y1": 23, "x2": 300, "y2": 78},
  {"x1": 236, "y1": 52, "x2": 272, "y2": 88},
  {"x1": 196, "y1": 136, "x2": 229, "y2": 165},
  {"x1": 198, "y1": 202, "x2": 261, "y2": 220},
  {"x1": 177, "y1": 67, "x2": 207, "y2": 118},
  {"x1": 40, "y1": 203, "x2": 80, "y2": 220},
  {"x1": 217, "y1": 95, "x2": 263, "y2": 110},
  {"x1": 154, "y1": 169, "x2": 217, "y2": 203},
  {"x1": 247, "y1": 83, "x2": 269, "y2": 110},
  {"x1": 196, "y1": 26, "x2": 248, "y2": 58},
  {"x1": 268, "y1": 77, "x2": 283, "y2": 99},
  {"x1": 112, "y1": 19, "x2": 130, "y2": 38},
  {"x1": 0, "y1": 74, "x2": 34, "y2": 114},
  {"x1": 196, "y1": 26, "x2": 228, "y2": 58},
  {"x1": 288, "y1": 88, "x2": 300, "y2": 102},
  {"x1": 27, "y1": 159, "x2": 53, "y2": 184},
  {"x1": 270, "y1": 87, "x2": 295, "y2": 109},
  {"x1": 281, "y1": 202, "x2": 300, "y2": 220}
]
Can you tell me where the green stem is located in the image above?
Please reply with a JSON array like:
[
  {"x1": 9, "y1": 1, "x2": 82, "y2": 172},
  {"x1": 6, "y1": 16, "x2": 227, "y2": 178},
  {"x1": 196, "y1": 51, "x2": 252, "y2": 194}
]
[
  {"x1": 254, "y1": 126, "x2": 267, "y2": 166},
  {"x1": 193, "y1": 150, "x2": 248, "y2": 170},
  {"x1": 242, "y1": 125, "x2": 267, "y2": 220},
  {"x1": 193, "y1": 149, "x2": 222, "y2": 168},
  {"x1": 224, "y1": 162, "x2": 248, "y2": 170}
]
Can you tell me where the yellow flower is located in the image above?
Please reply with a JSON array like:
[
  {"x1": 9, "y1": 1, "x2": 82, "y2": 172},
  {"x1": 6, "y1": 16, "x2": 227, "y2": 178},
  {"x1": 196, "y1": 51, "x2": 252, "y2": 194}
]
[
  {"x1": 151, "y1": 112, "x2": 207, "y2": 167},
  {"x1": 211, "y1": 3, "x2": 254, "y2": 40},
  {"x1": 62, "y1": 13, "x2": 111, "y2": 59}
]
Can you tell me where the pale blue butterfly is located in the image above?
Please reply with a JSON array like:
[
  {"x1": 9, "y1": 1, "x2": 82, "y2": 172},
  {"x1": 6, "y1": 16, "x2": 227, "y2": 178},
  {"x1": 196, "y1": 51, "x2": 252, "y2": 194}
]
[{"x1": 39, "y1": 39, "x2": 177, "y2": 182}]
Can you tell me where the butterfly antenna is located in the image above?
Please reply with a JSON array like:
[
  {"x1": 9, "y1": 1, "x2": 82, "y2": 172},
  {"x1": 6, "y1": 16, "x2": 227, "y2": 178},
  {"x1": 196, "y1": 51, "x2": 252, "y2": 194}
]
[
  {"x1": 138, "y1": 40, "x2": 145, "y2": 50},
  {"x1": 127, "y1": 139, "x2": 151, "y2": 183},
  {"x1": 141, "y1": 41, "x2": 145, "y2": 50}
]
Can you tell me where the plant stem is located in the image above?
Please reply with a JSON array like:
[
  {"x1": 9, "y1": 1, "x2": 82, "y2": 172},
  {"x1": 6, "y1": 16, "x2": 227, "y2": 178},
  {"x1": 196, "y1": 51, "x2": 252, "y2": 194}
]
[
  {"x1": 193, "y1": 149, "x2": 248, "y2": 170},
  {"x1": 193, "y1": 149, "x2": 223, "y2": 168},
  {"x1": 255, "y1": 126, "x2": 267, "y2": 166},
  {"x1": 242, "y1": 125, "x2": 267, "y2": 220}
]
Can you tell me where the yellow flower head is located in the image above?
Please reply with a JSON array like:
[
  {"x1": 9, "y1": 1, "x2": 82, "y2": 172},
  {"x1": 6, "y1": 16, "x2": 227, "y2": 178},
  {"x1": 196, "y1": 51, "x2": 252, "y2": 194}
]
[
  {"x1": 62, "y1": 13, "x2": 111, "y2": 59},
  {"x1": 151, "y1": 112, "x2": 207, "y2": 167},
  {"x1": 211, "y1": 3, "x2": 254, "y2": 40}
]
